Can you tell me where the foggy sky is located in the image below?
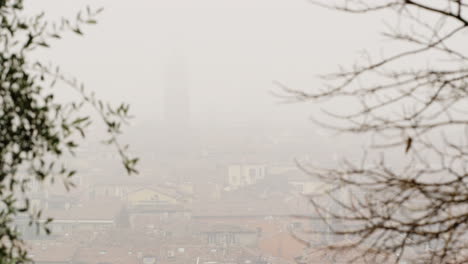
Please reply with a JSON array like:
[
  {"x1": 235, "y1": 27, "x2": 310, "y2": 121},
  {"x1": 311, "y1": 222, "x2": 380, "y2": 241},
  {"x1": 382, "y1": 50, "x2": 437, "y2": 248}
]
[
  {"x1": 28, "y1": 0, "x2": 382, "y2": 125},
  {"x1": 21, "y1": 0, "x2": 396, "y2": 171}
]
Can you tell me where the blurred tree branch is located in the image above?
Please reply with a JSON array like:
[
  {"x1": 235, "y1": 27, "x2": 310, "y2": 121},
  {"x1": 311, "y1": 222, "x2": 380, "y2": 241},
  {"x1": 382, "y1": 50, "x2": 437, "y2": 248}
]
[
  {"x1": 283, "y1": 1, "x2": 468, "y2": 263},
  {"x1": 0, "y1": 1, "x2": 137, "y2": 262}
]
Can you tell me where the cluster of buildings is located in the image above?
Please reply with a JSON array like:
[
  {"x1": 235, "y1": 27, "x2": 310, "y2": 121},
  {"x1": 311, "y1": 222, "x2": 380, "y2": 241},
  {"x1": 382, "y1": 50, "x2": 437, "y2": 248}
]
[
  {"x1": 18, "y1": 163, "x2": 344, "y2": 264},
  {"x1": 16, "y1": 55, "x2": 373, "y2": 264}
]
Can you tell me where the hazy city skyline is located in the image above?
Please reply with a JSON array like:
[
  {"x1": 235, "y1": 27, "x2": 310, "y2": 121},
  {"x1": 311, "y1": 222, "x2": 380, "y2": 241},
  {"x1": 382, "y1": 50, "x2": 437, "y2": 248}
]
[{"x1": 4, "y1": 1, "x2": 453, "y2": 263}]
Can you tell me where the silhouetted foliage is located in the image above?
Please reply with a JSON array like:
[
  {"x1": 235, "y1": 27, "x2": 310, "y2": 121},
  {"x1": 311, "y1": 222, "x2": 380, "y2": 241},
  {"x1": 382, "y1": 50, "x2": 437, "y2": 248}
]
[
  {"x1": 0, "y1": 1, "x2": 137, "y2": 262},
  {"x1": 282, "y1": 1, "x2": 468, "y2": 263}
]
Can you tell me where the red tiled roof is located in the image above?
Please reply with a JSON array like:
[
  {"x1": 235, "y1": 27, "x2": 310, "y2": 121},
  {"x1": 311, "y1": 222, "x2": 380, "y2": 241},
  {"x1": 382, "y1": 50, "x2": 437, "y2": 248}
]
[
  {"x1": 190, "y1": 198, "x2": 305, "y2": 217},
  {"x1": 259, "y1": 231, "x2": 306, "y2": 262},
  {"x1": 303, "y1": 240, "x2": 399, "y2": 264},
  {"x1": 74, "y1": 247, "x2": 141, "y2": 264}
]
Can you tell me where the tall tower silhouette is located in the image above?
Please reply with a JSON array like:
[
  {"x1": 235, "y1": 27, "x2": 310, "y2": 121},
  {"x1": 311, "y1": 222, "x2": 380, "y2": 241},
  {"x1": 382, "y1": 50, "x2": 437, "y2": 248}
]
[
  {"x1": 164, "y1": 55, "x2": 190, "y2": 132},
  {"x1": 162, "y1": 50, "x2": 191, "y2": 157}
]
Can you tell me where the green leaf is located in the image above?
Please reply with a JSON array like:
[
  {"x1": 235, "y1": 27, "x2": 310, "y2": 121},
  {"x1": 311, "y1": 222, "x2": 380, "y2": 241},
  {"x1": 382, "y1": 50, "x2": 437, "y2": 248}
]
[
  {"x1": 72, "y1": 116, "x2": 89, "y2": 125},
  {"x1": 38, "y1": 42, "x2": 50, "y2": 48},
  {"x1": 73, "y1": 27, "x2": 83, "y2": 35}
]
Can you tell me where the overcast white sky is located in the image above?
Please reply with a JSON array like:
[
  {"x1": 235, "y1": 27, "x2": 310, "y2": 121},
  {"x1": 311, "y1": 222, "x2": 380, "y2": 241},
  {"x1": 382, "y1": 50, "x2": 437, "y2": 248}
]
[{"x1": 28, "y1": 0, "x2": 382, "y2": 126}]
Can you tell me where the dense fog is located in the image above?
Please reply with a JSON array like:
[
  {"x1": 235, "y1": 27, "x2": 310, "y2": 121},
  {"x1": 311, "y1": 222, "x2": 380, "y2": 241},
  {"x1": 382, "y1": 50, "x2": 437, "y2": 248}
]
[{"x1": 19, "y1": 1, "x2": 394, "y2": 263}]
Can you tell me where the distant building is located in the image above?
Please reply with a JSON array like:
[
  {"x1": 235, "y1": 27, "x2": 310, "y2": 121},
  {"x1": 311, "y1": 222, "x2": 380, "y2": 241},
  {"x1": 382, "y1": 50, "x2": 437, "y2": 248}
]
[
  {"x1": 18, "y1": 199, "x2": 122, "y2": 239},
  {"x1": 197, "y1": 223, "x2": 258, "y2": 247},
  {"x1": 227, "y1": 164, "x2": 267, "y2": 190},
  {"x1": 162, "y1": 53, "x2": 191, "y2": 157},
  {"x1": 127, "y1": 187, "x2": 180, "y2": 206},
  {"x1": 164, "y1": 56, "x2": 189, "y2": 132}
]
